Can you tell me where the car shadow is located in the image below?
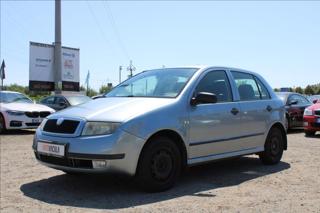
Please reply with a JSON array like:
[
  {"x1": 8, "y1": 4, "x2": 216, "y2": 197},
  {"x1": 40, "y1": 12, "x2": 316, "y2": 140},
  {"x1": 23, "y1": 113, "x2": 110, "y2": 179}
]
[
  {"x1": 287, "y1": 128, "x2": 304, "y2": 135},
  {"x1": 20, "y1": 156, "x2": 290, "y2": 210},
  {"x1": 2, "y1": 129, "x2": 35, "y2": 135}
]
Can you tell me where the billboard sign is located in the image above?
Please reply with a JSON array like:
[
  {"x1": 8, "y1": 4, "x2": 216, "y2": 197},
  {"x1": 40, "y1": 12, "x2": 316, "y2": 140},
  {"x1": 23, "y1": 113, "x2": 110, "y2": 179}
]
[{"x1": 29, "y1": 41, "x2": 80, "y2": 91}]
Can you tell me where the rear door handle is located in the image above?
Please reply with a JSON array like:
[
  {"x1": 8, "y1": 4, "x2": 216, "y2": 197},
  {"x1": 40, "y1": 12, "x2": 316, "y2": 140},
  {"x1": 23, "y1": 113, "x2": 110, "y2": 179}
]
[
  {"x1": 231, "y1": 108, "x2": 239, "y2": 115},
  {"x1": 266, "y1": 105, "x2": 273, "y2": 112}
]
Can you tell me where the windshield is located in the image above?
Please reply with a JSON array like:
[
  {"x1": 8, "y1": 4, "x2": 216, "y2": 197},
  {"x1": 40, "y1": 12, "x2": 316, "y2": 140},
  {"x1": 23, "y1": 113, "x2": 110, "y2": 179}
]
[
  {"x1": 0, "y1": 92, "x2": 33, "y2": 103},
  {"x1": 106, "y1": 68, "x2": 198, "y2": 98},
  {"x1": 66, "y1": 96, "x2": 92, "y2": 106}
]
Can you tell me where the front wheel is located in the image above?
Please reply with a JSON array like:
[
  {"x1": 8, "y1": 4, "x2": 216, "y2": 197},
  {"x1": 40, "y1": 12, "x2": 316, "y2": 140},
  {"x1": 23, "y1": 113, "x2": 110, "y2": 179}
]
[
  {"x1": 259, "y1": 127, "x2": 284, "y2": 165},
  {"x1": 136, "y1": 136, "x2": 181, "y2": 192}
]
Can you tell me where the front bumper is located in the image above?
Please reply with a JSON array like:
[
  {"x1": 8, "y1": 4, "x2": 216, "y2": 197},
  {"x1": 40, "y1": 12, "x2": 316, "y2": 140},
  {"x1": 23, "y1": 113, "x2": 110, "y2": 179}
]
[
  {"x1": 303, "y1": 116, "x2": 320, "y2": 131},
  {"x1": 33, "y1": 128, "x2": 146, "y2": 176},
  {"x1": 5, "y1": 114, "x2": 44, "y2": 129}
]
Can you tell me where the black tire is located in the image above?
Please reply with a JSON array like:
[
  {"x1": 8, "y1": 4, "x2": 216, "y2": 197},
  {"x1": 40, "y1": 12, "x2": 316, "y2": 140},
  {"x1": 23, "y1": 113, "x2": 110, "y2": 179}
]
[
  {"x1": 259, "y1": 127, "x2": 284, "y2": 165},
  {"x1": 0, "y1": 113, "x2": 6, "y2": 134},
  {"x1": 305, "y1": 131, "x2": 315, "y2": 137},
  {"x1": 63, "y1": 171, "x2": 83, "y2": 176},
  {"x1": 136, "y1": 136, "x2": 181, "y2": 192}
]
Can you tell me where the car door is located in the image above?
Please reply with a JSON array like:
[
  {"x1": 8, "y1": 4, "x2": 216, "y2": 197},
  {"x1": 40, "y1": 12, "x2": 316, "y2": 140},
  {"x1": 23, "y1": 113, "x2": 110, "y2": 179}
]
[
  {"x1": 188, "y1": 70, "x2": 243, "y2": 159},
  {"x1": 230, "y1": 71, "x2": 273, "y2": 149},
  {"x1": 287, "y1": 94, "x2": 311, "y2": 127}
]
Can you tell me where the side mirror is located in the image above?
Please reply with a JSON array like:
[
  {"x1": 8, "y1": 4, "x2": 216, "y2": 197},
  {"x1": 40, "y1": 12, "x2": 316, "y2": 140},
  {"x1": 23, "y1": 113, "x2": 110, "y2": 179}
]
[
  {"x1": 288, "y1": 99, "x2": 298, "y2": 105},
  {"x1": 313, "y1": 99, "x2": 318, "y2": 104},
  {"x1": 191, "y1": 92, "x2": 217, "y2": 106}
]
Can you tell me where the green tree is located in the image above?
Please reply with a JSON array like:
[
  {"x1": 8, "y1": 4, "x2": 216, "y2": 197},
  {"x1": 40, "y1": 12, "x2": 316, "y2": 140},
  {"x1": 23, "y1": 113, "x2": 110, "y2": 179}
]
[
  {"x1": 86, "y1": 88, "x2": 98, "y2": 97},
  {"x1": 295, "y1": 87, "x2": 304, "y2": 94},
  {"x1": 274, "y1": 88, "x2": 280, "y2": 92},
  {"x1": 317, "y1": 87, "x2": 320, "y2": 95},
  {"x1": 99, "y1": 84, "x2": 113, "y2": 94},
  {"x1": 304, "y1": 85, "x2": 315, "y2": 95}
]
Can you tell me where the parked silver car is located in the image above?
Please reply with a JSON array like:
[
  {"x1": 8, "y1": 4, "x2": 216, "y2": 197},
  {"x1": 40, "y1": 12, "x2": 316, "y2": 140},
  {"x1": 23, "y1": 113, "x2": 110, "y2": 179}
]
[{"x1": 33, "y1": 66, "x2": 287, "y2": 192}]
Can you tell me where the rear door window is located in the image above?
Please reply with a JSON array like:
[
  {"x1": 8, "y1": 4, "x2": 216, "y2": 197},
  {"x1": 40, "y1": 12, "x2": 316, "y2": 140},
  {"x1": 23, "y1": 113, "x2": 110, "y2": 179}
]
[{"x1": 231, "y1": 71, "x2": 261, "y2": 101}]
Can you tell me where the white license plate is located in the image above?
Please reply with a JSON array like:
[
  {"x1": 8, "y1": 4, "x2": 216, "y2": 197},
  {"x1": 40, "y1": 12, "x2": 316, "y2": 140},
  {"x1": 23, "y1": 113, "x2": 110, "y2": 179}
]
[
  {"x1": 37, "y1": 142, "x2": 65, "y2": 157},
  {"x1": 317, "y1": 118, "x2": 320, "y2": 123},
  {"x1": 32, "y1": 118, "x2": 42, "y2": 123}
]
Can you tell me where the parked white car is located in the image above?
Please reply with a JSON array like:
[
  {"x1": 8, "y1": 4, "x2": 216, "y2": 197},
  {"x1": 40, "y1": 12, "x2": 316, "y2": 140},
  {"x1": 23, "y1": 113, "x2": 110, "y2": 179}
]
[{"x1": 0, "y1": 91, "x2": 55, "y2": 133}]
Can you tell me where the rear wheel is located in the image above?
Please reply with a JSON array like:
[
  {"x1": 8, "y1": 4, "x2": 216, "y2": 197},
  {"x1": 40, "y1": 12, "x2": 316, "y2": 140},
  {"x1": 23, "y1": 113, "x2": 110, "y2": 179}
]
[
  {"x1": 259, "y1": 127, "x2": 284, "y2": 165},
  {"x1": 0, "y1": 114, "x2": 6, "y2": 134},
  {"x1": 136, "y1": 136, "x2": 181, "y2": 192},
  {"x1": 305, "y1": 131, "x2": 315, "y2": 137}
]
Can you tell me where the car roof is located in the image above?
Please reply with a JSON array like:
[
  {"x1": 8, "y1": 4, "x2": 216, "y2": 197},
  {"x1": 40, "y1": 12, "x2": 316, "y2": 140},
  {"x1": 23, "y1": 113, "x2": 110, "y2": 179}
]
[{"x1": 146, "y1": 66, "x2": 260, "y2": 76}]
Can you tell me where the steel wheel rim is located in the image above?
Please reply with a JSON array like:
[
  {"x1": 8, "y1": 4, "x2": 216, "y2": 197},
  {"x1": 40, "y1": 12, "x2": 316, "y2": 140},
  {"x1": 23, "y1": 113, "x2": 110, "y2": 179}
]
[{"x1": 151, "y1": 149, "x2": 173, "y2": 181}]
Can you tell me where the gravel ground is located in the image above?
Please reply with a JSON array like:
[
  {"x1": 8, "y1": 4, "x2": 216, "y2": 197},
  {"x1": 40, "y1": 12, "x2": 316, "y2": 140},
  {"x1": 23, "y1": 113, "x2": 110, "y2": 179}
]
[{"x1": 0, "y1": 129, "x2": 320, "y2": 213}]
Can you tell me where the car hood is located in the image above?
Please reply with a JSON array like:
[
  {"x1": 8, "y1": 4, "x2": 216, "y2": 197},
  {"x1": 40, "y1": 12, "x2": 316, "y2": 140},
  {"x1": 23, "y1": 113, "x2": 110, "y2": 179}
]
[
  {"x1": 0, "y1": 102, "x2": 55, "y2": 112},
  {"x1": 50, "y1": 97, "x2": 176, "y2": 122}
]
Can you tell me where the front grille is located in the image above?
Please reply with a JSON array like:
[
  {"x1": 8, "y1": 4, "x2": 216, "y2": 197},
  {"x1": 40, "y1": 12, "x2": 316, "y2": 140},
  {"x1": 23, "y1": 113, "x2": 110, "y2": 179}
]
[
  {"x1": 314, "y1": 110, "x2": 320, "y2": 116},
  {"x1": 25, "y1": 111, "x2": 51, "y2": 118},
  {"x1": 43, "y1": 119, "x2": 80, "y2": 134},
  {"x1": 25, "y1": 122, "x2": 41, "y2": 127},
  {"x1": 36, "y1": 153, "x2": 93, "y2": 168},
  {"x1": 25, "y1": 111, "x2": 39, "y2": 118},
  {"x1": 40, "y1": 111, "x2": 51, "y2": 118}
]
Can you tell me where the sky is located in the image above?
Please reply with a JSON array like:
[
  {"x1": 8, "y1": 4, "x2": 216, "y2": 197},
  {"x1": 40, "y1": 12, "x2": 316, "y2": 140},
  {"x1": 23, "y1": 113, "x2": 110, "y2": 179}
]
[{"x1": 1, "y1": 1, "x2": 320, "y2": 91}]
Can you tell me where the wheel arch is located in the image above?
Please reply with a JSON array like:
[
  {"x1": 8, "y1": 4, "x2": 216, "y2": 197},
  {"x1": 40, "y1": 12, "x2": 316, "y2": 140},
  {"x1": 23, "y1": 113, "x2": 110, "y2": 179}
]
[
  {"x1": 138, "y1": 129, "x2": 188, "y2": 170},
  {"x1": 268, "y1": 122, "x2": 287, "y2": 150}
]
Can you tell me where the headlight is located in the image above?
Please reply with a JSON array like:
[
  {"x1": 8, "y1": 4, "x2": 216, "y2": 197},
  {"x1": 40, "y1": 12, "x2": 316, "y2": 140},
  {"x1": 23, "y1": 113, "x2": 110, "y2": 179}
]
[
  {"x1": 304, "y1": 109, "x2": 313, "y2": 116},
  {"x1": 38, "y1": 118, "x2": 48, "y2": 130},
  {"x1": 82, "y1": 122, "x2": 120, "y2": 136},
  {"x1": 6, "y1": 110, "x2": 25, "y2": 116}
]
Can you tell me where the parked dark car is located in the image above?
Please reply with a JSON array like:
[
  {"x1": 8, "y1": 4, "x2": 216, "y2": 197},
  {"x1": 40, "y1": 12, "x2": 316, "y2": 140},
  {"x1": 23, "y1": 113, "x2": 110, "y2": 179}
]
[
  {"x1": 276, "y1": 92, "x2": 312, "y2": 130},
  {"x1": 39, "y1": 94, "x2": 92, "y2": 111}
]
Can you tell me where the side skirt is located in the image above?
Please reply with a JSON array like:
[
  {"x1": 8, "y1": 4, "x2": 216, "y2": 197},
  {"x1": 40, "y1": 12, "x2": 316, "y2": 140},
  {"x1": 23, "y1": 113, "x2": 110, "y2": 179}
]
[{"x1": 187, "y1": 146, "x2": 264, "y2": 166}]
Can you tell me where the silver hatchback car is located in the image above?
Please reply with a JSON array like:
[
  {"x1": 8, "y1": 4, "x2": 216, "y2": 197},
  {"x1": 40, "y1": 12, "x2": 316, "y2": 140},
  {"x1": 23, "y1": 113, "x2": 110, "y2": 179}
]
[{"x1": 33, "y1": 66, "x2": 287, "y2": 192}]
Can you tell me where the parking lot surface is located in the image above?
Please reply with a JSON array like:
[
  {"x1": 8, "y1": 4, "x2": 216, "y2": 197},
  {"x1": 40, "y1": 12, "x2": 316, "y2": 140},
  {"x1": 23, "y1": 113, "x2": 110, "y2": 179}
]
[{"x1": 1, "y1": 130, "x2": 319, "y2": 213}]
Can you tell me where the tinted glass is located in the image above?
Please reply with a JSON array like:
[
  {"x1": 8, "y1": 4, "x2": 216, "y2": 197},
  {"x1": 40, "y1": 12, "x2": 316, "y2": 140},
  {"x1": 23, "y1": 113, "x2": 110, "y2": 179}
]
[
  {"x1": 0, "y1": 92, "x2": 32, "y2": 103},
  {"x1": 107, "y1": 68, "x2": 198, "y2": 98},
  {"x1": 231, "y1": 71, "x2": 260, "y2": 101},
  {"x1": 195, "y1": 70, "x2": 232, "y2": 102},
  {"x1": 289, "y1": 94, "x2": 310, "y2": 105},
  {"x1": 41, "y1": 96, "x2": 55, "y2": 104}
]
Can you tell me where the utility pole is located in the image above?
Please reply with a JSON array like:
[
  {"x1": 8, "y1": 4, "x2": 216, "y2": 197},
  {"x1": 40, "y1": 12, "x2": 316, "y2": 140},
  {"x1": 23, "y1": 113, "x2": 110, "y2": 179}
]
[
  {"x1": 54, "y1": 0, "x2": 62, "y2": 94},
  {"x1": 127, "y1": 60, "x2": 136, "y2": 78},
  {"x1": 119, "y1": 66, "x2": 123, "y2": 83}
]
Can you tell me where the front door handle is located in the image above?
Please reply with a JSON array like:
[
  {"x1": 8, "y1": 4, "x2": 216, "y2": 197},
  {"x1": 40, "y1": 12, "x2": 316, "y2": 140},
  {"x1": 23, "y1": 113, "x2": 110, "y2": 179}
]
[
  {"x1": 266, "y1": 105, "x2": 273, "y2": 112},
  {"x1": 231, "y1": 108, "x2": 239, "y2": 115}
]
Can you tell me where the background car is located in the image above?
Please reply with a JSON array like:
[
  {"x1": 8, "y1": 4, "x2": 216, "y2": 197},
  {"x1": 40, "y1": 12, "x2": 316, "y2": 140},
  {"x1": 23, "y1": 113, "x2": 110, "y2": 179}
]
[
  {"x1": 39, "y1": 94, "x2": 92, "y2": 111},
  {"x1": 276, "y1": 92, "x2": 312, "y2": 130},
  {"x1": 309, "y1": 95, "x2": 320, "y2": 104},
  {"x1": 303, "y1": 102, "x2": 320, "y2": 136},
  {"x1": 0, "y1": 91, "x2": 55, "y2": 133}
]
